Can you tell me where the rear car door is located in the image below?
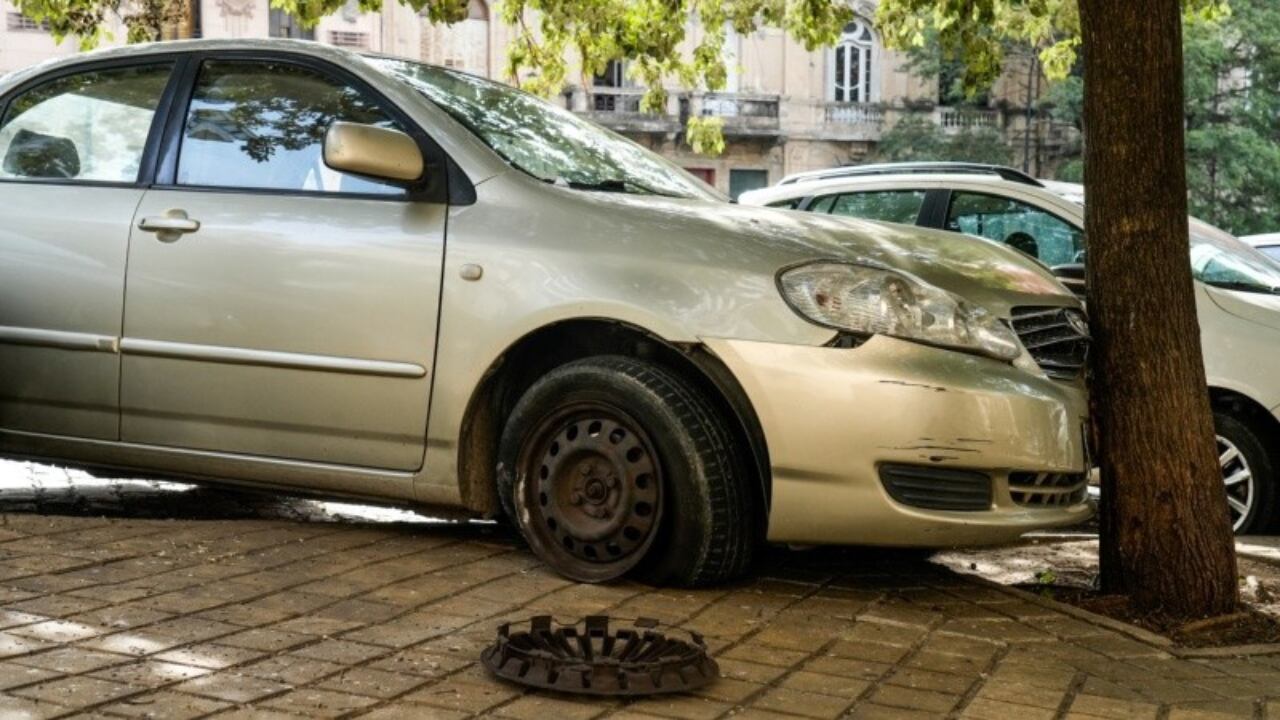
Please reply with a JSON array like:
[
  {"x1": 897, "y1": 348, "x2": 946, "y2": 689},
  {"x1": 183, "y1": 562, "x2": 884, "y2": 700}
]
[
  {"x1": 0, "y1": 61, "x2": 176, "y2": 440},
  {"x1": 120, "y1": 54, "x2": 447, "y2": 471}
]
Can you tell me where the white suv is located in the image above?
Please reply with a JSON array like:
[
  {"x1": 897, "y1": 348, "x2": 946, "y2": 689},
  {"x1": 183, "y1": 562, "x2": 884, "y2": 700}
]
[{"x1": 742, "y1": 163, "x2": 1280, "y2": 534}]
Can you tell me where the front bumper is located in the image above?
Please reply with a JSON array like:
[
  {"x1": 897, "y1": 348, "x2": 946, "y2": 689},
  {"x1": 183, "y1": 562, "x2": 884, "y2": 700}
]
[{"x1": 704, "y1": 335, "x2": 1092, "y2": 547}]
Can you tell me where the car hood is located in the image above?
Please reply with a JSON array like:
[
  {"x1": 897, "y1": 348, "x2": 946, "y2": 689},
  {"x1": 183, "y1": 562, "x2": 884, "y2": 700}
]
[
  {"x1": 1205, "y1": 284, "x2": 1280, "y2": 332},
  {"x1": 595, "y1": 193, "x2": 1078, "y2": 318}
]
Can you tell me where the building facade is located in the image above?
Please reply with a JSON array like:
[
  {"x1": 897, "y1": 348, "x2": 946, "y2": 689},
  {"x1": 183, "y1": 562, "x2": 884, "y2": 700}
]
[{"x1": 0, "y1": 0, "x2": 1062, "y2": 197}]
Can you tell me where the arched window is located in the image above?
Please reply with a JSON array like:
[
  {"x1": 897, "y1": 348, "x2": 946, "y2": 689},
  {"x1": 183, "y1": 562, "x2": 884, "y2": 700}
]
[{"x1": 831, "y1": 18, "x2": 875, "y2": 103}]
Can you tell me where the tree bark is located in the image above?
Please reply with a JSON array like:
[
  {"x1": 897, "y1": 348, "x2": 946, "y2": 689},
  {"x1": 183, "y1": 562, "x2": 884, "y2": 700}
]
[{"x1": 1079, "y1": 0, "x2": 1238, "y2": 619}]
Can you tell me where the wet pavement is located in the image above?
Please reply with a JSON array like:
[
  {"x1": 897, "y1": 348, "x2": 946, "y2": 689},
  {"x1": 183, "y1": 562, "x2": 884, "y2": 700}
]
[{"x1": 0, "y1": 459, "x2": 1277, "y2": 719}]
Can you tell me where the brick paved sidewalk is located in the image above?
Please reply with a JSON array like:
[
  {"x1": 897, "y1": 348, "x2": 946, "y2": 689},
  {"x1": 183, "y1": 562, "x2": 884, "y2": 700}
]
[{"x1": 0, "y1": 467, "x2": 1276, "y2": 719}]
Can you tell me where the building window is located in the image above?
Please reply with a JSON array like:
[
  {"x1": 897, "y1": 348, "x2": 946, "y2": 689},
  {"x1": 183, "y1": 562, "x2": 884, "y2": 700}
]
[
  {"x1": 329, "y1": 31, "x2": 368, "y2": 48},
  {"x1": 269, "y1": 8, "x2": 314, "y2": 40},
  {"x1": 6, "y1": 12, "x2": 49, "y2": 32},
  {"x1": 831, "y1": 18, "x2": 875, "y2": 103},
  {"x1": 593, "y1": 60, "x2": 626, "y2": 88}
]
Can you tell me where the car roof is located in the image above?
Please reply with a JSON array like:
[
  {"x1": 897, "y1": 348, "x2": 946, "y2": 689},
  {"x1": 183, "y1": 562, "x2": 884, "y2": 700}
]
[
  {"x1": 776, "y1": 162, "x2": 1043, "y2": 187},
  {"x1": 0, "y1": 39, "x2": 382, "y2": 94},
  {"x1": 738, "y1": 171, "x2": 1014, "y2": 205},
  {"x1": 1242, "y1": 233, "x2": 1280, "y2": 247}
]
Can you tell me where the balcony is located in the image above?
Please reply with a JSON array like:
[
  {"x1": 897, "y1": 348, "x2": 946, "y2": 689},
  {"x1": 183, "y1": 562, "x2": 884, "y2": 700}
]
[
  {"x1": 699, "y1": 93, "x2": 781, "y2": 137},
  {"x1": 822, "y1": 102, "x2": 885, "y2": 141},
  {"x1": 569, "y1": 87, "x2": 681, "y2": 135},
  {"x1": 935, "y1": 107, "x2": 1001, "y2": 133}
]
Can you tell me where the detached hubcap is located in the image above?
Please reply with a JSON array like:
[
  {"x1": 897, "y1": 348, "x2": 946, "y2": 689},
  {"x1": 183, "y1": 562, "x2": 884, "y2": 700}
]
[
  {"x1": 1219, "y1": 434, "x2": 1254, "y2": 532},
  {"x1": 519, "y1": 406, "x2": 663, "y2": 581}
]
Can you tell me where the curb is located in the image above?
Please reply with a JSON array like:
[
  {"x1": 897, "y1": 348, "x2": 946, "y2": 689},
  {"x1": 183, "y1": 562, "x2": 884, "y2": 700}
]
[{"x1": 970, "y1": 574, "x2": 1280, "y2": 658}]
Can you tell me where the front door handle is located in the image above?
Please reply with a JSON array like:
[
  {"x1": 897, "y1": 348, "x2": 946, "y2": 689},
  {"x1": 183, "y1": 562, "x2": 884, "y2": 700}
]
[{"x1": 138, "y1": 209, "x2": 200, "y2": 242}]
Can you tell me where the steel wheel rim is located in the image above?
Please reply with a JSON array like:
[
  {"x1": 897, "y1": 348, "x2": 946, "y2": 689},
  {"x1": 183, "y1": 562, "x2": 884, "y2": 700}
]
[
  {"x1": 1219, "y1": 434, "x2": 1255, "y2": 533},
  {"x1": 516, "y1": 403, "x2": 664, "y2": 582}
]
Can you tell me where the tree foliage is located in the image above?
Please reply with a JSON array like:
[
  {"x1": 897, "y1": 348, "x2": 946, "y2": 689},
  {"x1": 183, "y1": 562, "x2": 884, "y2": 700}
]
[
  {"x1": 873, "y1": 112, "x2": 1012, "y2": 165},
  {"x1": 875, "y1": 0, "x2": 1227, "y2": 89},
  {"x1": 1182, "y1": 0, "x2": 1280, "y2": 234}
]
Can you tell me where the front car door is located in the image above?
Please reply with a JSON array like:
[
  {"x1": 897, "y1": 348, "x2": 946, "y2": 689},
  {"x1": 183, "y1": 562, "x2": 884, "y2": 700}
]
[
  {"x1": 0, "y1": 60, "x2": 176, "y2": 440},
  {"x1": 121, "y1": 54, "x2": 447, "y2": 471}
]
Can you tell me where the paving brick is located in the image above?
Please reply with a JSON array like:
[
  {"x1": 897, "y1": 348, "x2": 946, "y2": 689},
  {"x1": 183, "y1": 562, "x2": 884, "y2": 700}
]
[
  {"x1": 753, "y1": 687, "x2": 855, "y2": 719},
  {"x1": 172, "y1": 671, "x2": 290, "y2": 703},
  {"x1": 260, "y1": 687, "x2": 381, "y2": 718},
  {"x1": 11, "y1": 674, "x2": 140, "y2": 706},
  {"x1": 317, "y1": 666, "x2": 429, "y2": 698},
  {"x1": 0, "y1": 468, "x2": 1277, "y2": 720},
  {"x1": 401, "y1": 678, "x2": 519, "y2": 714},
  {"x1": 1067, "y1": 693, "x2": 1160, "y2": 719}
]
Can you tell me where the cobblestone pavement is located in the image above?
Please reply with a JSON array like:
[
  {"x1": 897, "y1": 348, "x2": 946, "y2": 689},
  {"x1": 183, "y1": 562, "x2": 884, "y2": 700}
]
[{"x1": 0, "y1": 461, "x2": 1278, "y2": 719}]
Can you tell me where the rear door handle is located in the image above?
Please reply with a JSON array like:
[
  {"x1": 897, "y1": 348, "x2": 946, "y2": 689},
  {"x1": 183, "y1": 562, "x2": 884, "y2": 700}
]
[{"x1": 138, "y1": 209, "x2": 200, "y2": 242}]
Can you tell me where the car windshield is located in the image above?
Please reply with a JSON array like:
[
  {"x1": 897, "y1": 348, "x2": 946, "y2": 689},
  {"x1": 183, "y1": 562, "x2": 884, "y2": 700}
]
[
  {"x1": 1189, "y1": 219, "x2": 1280, "y2": 295},
  {"x1": 365, "y1": 57, "x2": 719, "y2": 200},
  {"x1": 1044, "y1": 183, "x2": 1280, "y2": 294}
]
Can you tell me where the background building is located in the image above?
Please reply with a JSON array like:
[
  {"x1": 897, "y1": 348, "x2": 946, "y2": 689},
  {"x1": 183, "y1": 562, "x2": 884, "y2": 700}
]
[{"x1": 0, "y1": 0, "x2": 1068, "y2": 197}]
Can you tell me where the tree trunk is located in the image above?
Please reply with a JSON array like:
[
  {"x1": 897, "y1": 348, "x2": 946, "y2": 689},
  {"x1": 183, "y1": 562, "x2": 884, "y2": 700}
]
[{"x1": 1079, "y1": 0, "x2": 1238, "y2": 619}]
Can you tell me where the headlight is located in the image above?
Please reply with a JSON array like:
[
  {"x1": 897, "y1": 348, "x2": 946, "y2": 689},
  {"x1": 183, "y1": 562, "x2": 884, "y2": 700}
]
[{"x1": 778, "y1": 261, "x2": 1023, "y2": 361}]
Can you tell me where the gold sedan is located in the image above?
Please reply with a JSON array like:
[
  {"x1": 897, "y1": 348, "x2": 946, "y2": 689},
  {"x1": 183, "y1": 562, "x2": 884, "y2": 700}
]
[{"x1": 0, "y1": 40, "x2": 1090, "y2": 585}]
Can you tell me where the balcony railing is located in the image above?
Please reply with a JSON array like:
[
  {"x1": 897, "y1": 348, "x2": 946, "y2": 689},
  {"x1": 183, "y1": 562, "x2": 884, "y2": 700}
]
[
  {"x1": 700, "y1": 93, "x2": 781, "y2": 136},
  {"x1": 824, "y1": 102, "x2": 884, "y2": 126},
  {"x1": 936, "y1": 107, "x2": 1001, "y2": 131},
  {"x1": 570, "y1": 86, "x2": 681, "y2": 134}
]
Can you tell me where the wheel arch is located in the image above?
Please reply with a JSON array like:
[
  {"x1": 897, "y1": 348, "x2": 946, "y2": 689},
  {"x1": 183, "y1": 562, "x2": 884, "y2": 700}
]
[
  {"x1": 1210, "y1": 385, "x2": 1280, "y2": 448},
  {"x1": 455, "y1": 318, "x2": 771, "y2": 531}
]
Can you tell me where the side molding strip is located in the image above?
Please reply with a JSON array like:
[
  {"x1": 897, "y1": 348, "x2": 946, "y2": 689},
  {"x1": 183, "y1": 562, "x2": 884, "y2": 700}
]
[
  {"x1": 0, "y1": 326, "x2": 119, "y2": 353},
  {"x1": 119, "y1": 338, "x2": 427, "y2": 378}
]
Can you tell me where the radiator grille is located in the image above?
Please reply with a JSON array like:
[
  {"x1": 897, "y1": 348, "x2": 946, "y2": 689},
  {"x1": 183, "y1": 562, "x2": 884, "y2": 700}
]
[
  {"x1": 1009, "y1": 306, "x2": 1090, "y2": 380},
  {"x1": 1008, "y1": 472, "x2": 1088, "y2": 507}
]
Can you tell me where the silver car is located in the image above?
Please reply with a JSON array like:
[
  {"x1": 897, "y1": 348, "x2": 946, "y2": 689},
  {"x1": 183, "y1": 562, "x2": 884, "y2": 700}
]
[{"x1": 0, "y1": 41, "x2": 1090, "y2": 585}]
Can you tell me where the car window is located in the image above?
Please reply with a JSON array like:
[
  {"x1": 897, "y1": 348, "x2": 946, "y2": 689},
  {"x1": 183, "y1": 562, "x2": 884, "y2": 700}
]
[
  {"x1": 824, "y1": 190, "x2": 926, "y2": 225},
  {"x1": 177, "y1": 60, "x2": 407, "y2": 196},
  {"x1": 766, "y1": 198, "x2": 801, "y2": 209},
  {"x1": 808, "y1": 194, "x2": 838, "y2": 214},
  {"x1": 1260, "y1": 246, "x2": 1280, "y2": 262},
  {"x1": 946, "y1": 191, "x2": 1084, "y2": 267},
  {"x1": 0, "y1": 64, "x2": 172, "y2": 183}
]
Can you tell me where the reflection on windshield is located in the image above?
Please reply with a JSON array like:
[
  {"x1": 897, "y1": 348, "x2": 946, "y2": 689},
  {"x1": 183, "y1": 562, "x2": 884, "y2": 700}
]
[
  {"x1": 366, "y1": 57, "x2": 718, "y2": 200},
  {"x1": 1190, "y1": 220, "x2": 1280, "y2": 295}
]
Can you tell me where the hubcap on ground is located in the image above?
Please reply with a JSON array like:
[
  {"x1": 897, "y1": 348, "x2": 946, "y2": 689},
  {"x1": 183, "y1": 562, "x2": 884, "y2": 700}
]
[
  {"x1": 1219, "y1": 434, "x2": 1254, "y2": 533},
  {"x1": 518, "y1": 405, "x2": 663, "y2": 581}
]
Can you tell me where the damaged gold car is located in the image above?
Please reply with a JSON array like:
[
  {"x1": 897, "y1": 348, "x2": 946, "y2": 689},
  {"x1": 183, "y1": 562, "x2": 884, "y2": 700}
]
[{"x1": 0, "y1": 41, "x2": 1090, "y2": 585}]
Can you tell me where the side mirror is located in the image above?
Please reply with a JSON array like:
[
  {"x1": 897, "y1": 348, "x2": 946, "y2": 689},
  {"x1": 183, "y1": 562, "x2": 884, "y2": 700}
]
[{"x1": 323, "y1": 121, "x2": 424, "y2": 183}]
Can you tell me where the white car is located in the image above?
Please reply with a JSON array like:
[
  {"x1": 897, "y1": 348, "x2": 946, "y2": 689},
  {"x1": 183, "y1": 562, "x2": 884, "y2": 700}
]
[
  {"x1": 1243, "y1": 233, "x2": 1280, "y2": 262},
  {"x1": 743, "y1": 163, "x2": 1280, "y2": 534}
]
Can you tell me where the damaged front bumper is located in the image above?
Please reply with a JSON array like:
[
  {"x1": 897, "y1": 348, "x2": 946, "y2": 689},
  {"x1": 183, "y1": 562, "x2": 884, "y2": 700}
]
[{"x1": 704, "y1": 335, "x2": 1092, "y2": 548}]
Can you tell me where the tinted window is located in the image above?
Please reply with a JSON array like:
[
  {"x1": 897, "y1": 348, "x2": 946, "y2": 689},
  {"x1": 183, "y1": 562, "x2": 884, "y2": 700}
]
[
  {"x1": 946, "y1": 192, "x2": 1084, "y2": 266},
  {"x1": 0, "y1": 64, "x2": 172, "y2": 183},
  {"x1": 809, "y1": 195, "x2": 838, "y2": 214},
  {"x1": 177, "y1": 61, "x2": 405, "y2": 195},
  {"x1": 825, "y1": 190, "x2": 925, "y2": 224}
]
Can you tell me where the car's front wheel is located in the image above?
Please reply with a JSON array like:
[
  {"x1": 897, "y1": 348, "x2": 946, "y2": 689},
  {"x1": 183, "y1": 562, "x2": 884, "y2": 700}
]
[
  {"x1": 496, "y1": 356, "x2": 756, "y2": 586},
  {"x1": 1215, "y1": 410, "x2": 1277, "y2": 534}
]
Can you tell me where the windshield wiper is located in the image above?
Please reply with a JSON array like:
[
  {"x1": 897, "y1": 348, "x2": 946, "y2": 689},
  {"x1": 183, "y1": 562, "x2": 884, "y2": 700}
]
[
  {"x1": 1204, "y1": 280, "x2": 1280, "y2": 295},
  {"x1": 549, "y1": 177, "x2": 682, "y2": 198}
]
